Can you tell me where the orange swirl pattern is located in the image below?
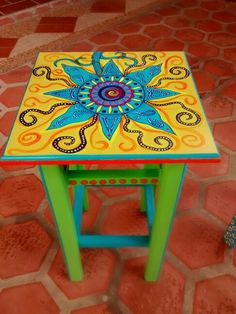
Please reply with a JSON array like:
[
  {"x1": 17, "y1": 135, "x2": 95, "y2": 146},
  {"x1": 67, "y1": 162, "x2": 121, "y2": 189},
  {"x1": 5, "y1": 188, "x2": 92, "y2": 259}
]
[
  {"x1": 23, "y1": 97, "x2": 61, "y2": 108},
  {"x1": 119, "y1": 118, "x2": 137, "y2": 151},
  {"x1": 90, "y1": 119, "x2": 109, "y2": 150},
  {"x1": 181, "y1": 133, "x2": 205, "y2": 147},
  {"x1": 18, "y1": 106, "x2": 68, "y2": 147},
  {"x1": 29, "y1": 82, "x2": 67, "y2": 92},
  {"x1": 10, "y1": 120, "x2": 89, "y2": 154}
]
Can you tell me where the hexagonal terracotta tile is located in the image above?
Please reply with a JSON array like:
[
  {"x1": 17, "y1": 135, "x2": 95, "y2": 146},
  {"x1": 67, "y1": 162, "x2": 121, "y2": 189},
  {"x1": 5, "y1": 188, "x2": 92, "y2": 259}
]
[
  {"x1": 156, "y1": 6, "x2": 177, "y2": 16},
  {"x1": 177, "y1": 176, "x2": 200, "y2": 211},
  {"x1": 221, "y1": 80, "x2": 236, "y2": 100},
  {"x1": 0, "y1": 220, "x2": 52, "y2": 278},
  {"x1": 135, "y1": 13, "x2": 162, "y2": 25},
  {"x1": 189, "y1": 149, "x2": 229, "y2": 178},
  {"x1": 164, "y1": 16, "x2": 192, "y2": 28},
  {"x1": 184, "y1": 8, "x2": 209, "y2": 19},
  {"x1": 200, "y1": 1, "x2": 225, "y2": 11},
  {"x1": 71, "y1": 304, "x2": 114, "y2": 314},
  {"x1": 121, "y1": 34, "x2": 150, "y2": 49},
  {"x1": 81, "y1": 189, "x2": 102, "y2": 232},
  {"x1": 212, "y1": 11, "x2": 236, "y2": 23},
  {"x1": 0, "y1": 163, "x2": 34, "y2": 171},
  {"x1": 188, "y1": 43, "x2": 219, "y2": 58},
  {"x1": 0, "y1": 65, "x2": 32, "y2": 84},
  {"x1": 0, "y1": 85, "x2": 26, "y2": 108},
  {"x1": 203, "y1": 59, "x2": 235, "y2": 77},
  {"x1": 168, "y1": 214, "x2": 225, "y2": 269},
  {"x1": 0, "y1": 146, "x2": 34, "y2": 171},
  {"x1": 101, "y1": 199, "x2": 147, "y2": 235},
  {"x1": 224, "y1": 47, "x2": 236, "y2": 62},
  {"x1": 205, "y1": 180, "x2": 236, "y2": 223},
  {"x1": 90, "y1": 31, "x2": 118, "y2": 45},
  {"x1": 114, "y1": 22, "x2": 142, "y2": 34},
  {"x1": 0, "y1": 111, "x2": 17, "y2": 136},
  {"x1": 49, "y1": 249, "x2": 116, "y2": 299},
  {"x1": 202, "y1": 95, "x2": 233, "y2": 119},
  {"x1": 97, "y1": 44, "x2": 125, "y2": 51},
  {"x1": 143, "y1": 25, "x2": 172, "y2": 38},
  {"x1": 99, "y1": 186, "x2": 137, "y2": 197},
  {"x1": 0, "y1": 283, "x2": 59, "y2": 314},
  {"x1": 154, "y1": 38, "x2": 184, "y2": 51},
  {"x1": 175, "y1": 0, "x2": 195, "y2": 8},
  {"x1": 196, "y1": 20, "x2": 222, "y2": 32},
  {"x1": 192, "y1": 70, "x2": 215, "y2": 93},
  {"x1": 90, "y1": 0, "x2": 125, "y2": 13},
  {"x1": 0, "y1": 142, "x2": 34, "y2": 171},
  {"x1": 214, "y1": 121, "x2": 236, "y2": 151},
  {"x1": 66, "y1": 41, "x2": 94, "y2": 52},
  {"x1": 175, "y1": 28, "x2": 205, "y2": 42},
  {"x1": 0, "y1": 174, "x2": 44, "y2": 217},
  {"x1": 118, "y1": 257, "x2": 185, "y2": 314},
  {"x1": 209, "y1": 32, "x2": 236, "y2": 47},
  {"x1": 185, "y1": 53, "x2": 200, "y2": 68},
  {"x1": 193, "y1": 275, "x2": 236, "y2": 314},
  {"x1": 45, "y1": 189, "x2": 102, "y2": 232},
  {"x1": 227, "y1": 23, "x2": 236, "y2": 34}
]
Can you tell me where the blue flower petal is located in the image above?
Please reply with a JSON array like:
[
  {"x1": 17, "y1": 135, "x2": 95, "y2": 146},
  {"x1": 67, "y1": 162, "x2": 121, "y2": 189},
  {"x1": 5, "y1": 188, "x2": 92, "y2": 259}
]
[
  {"x1": 99, "y1": 113, "x2": 122, "y2": 140},
  {"x1": 127, "y1": 64, "x2": 162, "y2": 85},
  {"x1": 48, "y1": 104, "x2": 94, "y2": 130},
  {"x1": 126, "y1": 102, "x2": 174, "y2": 134},
  {"x1": 102, "y1": 60, "x2": 123, "y2": 77},
  {"x1": 44, "y1": 87, "x2": 80, "y2": 101},
  {"x1": 144, "y1": 87, "x2": 179, "y2": 101},
  {"x1": 62, "y1": 64, "x2": 98, "y2": 85},
  {"x1": 92, "y1": 52, "x2": 103, "y2": 76}
]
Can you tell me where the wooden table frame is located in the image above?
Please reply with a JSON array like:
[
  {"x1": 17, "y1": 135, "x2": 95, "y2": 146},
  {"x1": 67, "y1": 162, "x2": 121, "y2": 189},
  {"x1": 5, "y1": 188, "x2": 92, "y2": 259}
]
[{"x1": 39, "y1": 162, "x2": 186, "y2": 281}]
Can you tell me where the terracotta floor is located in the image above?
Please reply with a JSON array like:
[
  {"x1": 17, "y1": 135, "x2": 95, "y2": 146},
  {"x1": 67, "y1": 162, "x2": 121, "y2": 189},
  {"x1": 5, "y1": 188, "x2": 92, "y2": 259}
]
[{"x1": 0, "y1": 0, "x2": 236, "y2": 313}]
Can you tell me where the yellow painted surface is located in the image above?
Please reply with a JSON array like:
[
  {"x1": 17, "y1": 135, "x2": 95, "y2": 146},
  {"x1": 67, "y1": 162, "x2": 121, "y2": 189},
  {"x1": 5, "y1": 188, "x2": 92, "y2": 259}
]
[{"x1": 3, "y1": 51, "x2": 219, "y2": 161}]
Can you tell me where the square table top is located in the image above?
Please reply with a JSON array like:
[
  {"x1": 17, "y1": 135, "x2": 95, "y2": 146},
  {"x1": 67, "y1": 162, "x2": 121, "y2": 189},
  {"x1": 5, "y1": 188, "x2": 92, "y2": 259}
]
[{"x1": 2, "y1": 51, "x2": 219, "y2": 165}]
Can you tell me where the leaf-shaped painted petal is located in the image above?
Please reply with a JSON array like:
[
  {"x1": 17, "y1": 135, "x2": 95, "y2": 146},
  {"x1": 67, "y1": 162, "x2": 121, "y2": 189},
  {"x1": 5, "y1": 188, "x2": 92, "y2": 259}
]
[
  {"x1": 102, "y1": 60, "x2": 123, "y2": 77},
  {"x1": 144, "y1": 87, "x2": 179, "y2": 101},
  {"x1": 44, "y1": 87, "x2": 80, "y2": 101},
  {"x1": 99, "y1": 113, "x2": 122, "y2": 140},
  {"x1": 62, "y1": 64, "x2": 98, "y2": 86},
  {"x1": 48, "y1": 104, "x2": 94, "y2": 130},
  {"x1": 127, "y1": 102, "x2": 174, "y2": 134},
  {"x1": 92, "y1": 52, "x2": 102, "y2": 75},
  {"x1": 127, "y1": 64, "x2": 162, "y2": 85}
]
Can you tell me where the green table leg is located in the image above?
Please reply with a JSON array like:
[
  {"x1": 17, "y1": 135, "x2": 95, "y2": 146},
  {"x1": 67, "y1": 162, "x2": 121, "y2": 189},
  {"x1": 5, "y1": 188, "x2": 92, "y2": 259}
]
[
  {"x1": 68, "y1": 164, "x2": 88, "y2": 211},
  {"x1": 140, "y1": 164, "x2": 160, "y2": 213},
  {"x1": 145, "y1": 163, "x2": 186, "y2": 281},
  {"x1": 39, "y1": 165, "x2": 83, "y2": 281},
  {"x1": 140, "y1": 188, "x2": 146, "y2": 213}
]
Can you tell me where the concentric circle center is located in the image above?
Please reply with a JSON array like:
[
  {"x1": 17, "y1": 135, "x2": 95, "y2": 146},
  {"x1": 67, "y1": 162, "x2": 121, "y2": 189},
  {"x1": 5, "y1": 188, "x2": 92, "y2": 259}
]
[
  {"x1": 89, "y1": 80, "x2": 133, "y2": 107},
  {"x1": 78, "y1": 76, "x2": 144, "y2": 115},
  {"x1": 98, "y1": 85, "x2": 125, "y2": 102}
]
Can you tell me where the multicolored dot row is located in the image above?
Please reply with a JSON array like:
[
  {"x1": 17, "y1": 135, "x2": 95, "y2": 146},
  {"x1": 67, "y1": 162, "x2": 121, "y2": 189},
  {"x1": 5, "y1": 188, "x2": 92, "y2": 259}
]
[{"x1": 69, "y1": 178, "x2": 158, "y2": 185}]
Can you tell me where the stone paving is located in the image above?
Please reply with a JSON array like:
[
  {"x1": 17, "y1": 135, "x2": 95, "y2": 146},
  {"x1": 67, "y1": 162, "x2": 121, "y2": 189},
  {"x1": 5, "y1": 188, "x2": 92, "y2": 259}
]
[{"x1": 0, "y1": 0, "x2": 236, "y2": 313}]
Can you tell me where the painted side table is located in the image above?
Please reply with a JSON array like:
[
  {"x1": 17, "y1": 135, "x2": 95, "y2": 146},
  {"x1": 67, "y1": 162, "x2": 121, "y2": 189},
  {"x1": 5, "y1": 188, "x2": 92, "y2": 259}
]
[{"x1": 1, "y1": 51, "x2": 219, "y2": 281}]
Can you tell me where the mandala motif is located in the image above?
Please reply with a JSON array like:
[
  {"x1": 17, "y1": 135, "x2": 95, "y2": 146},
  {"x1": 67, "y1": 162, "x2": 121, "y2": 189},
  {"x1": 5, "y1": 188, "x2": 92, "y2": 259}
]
[
  {"x1": 20, "y1": 52, "x2": 197, "y2": 154},
  {"x1": 46, "y1": 55, "x2": 178, "y2": 140}
]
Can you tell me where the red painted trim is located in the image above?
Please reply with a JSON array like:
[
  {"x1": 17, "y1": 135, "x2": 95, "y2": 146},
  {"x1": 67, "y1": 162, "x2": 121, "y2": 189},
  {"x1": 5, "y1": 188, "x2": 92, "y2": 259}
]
[{"x1": 0, "y1": 158, "x2": 221, "y2": 166}]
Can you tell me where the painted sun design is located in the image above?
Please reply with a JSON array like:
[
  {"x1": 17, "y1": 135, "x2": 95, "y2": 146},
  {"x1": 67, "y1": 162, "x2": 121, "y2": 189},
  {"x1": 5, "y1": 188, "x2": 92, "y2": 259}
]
[
  {"x1": 42, "y1": 53, "x2": 181, "y2": 152},
  {"x1": 19, "y1": 52, "x2": 197, "y2": 154}
]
